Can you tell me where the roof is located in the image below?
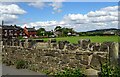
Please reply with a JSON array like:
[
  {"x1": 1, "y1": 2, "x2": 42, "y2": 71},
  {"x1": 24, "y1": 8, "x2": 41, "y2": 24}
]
[
  {"x1": 0, "y1": 25, "x2": 23, "y2": 30},
  {"x1": 26, "y1": 28, "x2": 36, "y2": 32}
]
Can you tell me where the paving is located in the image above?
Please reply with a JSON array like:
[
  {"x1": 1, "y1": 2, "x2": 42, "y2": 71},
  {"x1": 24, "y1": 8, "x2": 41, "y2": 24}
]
[{"x1": 2, "y1": 64, "x2": 45, "y2": 75}]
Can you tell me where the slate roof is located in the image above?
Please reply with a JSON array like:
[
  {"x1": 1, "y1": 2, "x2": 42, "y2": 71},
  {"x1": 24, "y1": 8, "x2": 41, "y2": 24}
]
[
  {"x1": 26, "y1": 28, "x2": 36, "y2": 32},
  {"x1": 0, "y1": 25, "x2": 23, "y2": 30}
]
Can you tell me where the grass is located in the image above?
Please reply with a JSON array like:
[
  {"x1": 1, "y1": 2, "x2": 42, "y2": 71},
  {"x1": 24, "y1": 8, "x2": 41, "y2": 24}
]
[
  {"x1": 21, "y1": 36, "x2": 120, "y2": 43},
  {"x1": 42, "y1": 36, "x2": 120, "y2": 43}
]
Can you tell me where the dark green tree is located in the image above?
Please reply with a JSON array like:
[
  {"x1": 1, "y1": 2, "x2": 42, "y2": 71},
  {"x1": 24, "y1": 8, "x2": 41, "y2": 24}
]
[
  {"x1": 37, "y1": 28, "x2": 46, "y2": 36},
  {"x1": 54, "y1": 26, "x2": 62, "y2": 31}
]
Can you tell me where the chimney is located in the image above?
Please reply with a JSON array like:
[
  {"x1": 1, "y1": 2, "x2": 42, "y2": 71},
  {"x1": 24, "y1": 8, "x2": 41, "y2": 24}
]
[
  {"x1": 14, "y1": 24, "x2": 16, "y2": 27},
  {"x1": 2, "y1": 20, "x2": 4, "y2": 26},
  {"x1": 33, "y1": 26, "x2": 35, "y2": 29}
]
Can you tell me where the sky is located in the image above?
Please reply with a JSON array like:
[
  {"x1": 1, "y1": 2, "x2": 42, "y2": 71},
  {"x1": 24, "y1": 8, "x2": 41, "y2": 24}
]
[{"x1": 0, "y1": 2, "x2": 119, "y2": 32}]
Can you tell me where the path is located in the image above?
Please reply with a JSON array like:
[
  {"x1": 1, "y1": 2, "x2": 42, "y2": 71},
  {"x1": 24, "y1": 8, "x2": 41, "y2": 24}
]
[{"x1": 2, "y1": 64, "x2": 46, "y2": 75}]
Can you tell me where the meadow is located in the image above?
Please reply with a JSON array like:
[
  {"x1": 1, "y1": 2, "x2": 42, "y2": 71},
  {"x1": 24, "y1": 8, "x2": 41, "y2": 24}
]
[{"x1": 42, "y1": 36, "x2": 120, "y2": 43}]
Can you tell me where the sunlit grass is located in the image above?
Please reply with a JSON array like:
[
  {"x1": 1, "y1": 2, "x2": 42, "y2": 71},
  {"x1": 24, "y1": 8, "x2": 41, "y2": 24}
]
[{"x1": 42, "y1": 36, "x2": 120, "y2": 43}]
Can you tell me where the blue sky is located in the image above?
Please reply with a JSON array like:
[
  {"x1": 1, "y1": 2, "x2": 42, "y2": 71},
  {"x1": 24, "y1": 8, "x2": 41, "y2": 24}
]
[
  {"x1": 17, "y1": 2, "x2": 118, "y2": 23},
  {"x1": 0, "y1": 2, "x2": 119, "y2": 32}
]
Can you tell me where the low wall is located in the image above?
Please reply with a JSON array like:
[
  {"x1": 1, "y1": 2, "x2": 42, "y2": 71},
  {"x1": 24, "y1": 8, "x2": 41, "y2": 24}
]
[
  {"x1": 2, "y1": 38, "x2": 119, "y2": 74},
  {"x1": 2, "y1": 46, "x2": 108, "y2": 74}
]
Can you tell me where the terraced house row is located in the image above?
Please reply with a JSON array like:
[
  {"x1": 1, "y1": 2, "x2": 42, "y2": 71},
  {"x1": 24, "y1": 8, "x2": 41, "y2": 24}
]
[{"x1": 0, "y1": 21, "x2": 37, "y2": 39}]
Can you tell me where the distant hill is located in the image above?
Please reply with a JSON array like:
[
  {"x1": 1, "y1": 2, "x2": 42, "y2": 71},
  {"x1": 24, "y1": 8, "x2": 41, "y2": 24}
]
[
  {"x1": 79, "y1": 28, "x2": 120, "y2": 36},
  {"x1": 86, "y1": 28, "x2": 120, "y2": 33}
]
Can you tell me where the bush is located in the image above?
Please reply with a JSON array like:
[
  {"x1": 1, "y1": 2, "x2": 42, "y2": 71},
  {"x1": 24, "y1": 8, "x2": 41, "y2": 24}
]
[
  {"x1": 18, "y1": 36, "x2": 23, "y2": 39},
  {"x1": 15, "y1": 60, "x2": 28, "y2": 69},
  {"x1": 113, "y1": 66, "x2": 120, "y2": 77},
  {"x1": 99, "y1": 62, "x2": 120, "y2": 77},
  {"x1": 100, "y1": 62, "x2": 113, "y2": 77},
  {"x1": 55, "y1": 68, "x2": 86, "y2": 77}
]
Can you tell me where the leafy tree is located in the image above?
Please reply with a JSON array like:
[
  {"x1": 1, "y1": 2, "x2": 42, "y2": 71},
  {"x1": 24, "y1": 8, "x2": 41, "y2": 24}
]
[
  {"x1": 54, "y1": 26, "x2": 62, "y2": 31},
  {"x1": 46, "y1": 31, "x2": 54, "y2": 37},
  {"x1": 37, "y1": 28, "x2": 46, "y2": 36}
]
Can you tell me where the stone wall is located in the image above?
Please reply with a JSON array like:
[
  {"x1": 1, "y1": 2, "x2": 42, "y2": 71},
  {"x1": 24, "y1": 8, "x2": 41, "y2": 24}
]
[{"x1": 2, "y1": 38, "x2": 119, "y2": 74}]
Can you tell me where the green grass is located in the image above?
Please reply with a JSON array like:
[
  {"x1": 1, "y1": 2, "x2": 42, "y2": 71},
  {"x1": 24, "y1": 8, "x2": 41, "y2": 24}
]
[
  {"x1": 20, "y1": 36, "x2": 120, "y2": 43},
  {"x1": 42, "y1": 36, "x2": 120, "y2": 43}
]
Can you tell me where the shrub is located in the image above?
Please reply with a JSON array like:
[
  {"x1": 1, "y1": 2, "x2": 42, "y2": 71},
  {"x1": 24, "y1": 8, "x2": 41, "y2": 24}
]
[
  {"x1": 99, "y1": 61, "x2": 120, "y2": 77},
  {"x1": 100, "y1": 62, "x2": 113, "y2": 77},
  {"x1": 97, "y1": 51, "x2": 120, "y2": 77},
  {"x1": 18, "y1": 36, "x2": 23, "y2": 39},
  {"x1": 113, "y1": 65, "x2": 120, "y2": 77},
  {"x1": 15, "y1": 60, "x2": 28, "y2": 69},
  {"x1": 55, "y1": 68, "x2": 86, "y2": 77}
]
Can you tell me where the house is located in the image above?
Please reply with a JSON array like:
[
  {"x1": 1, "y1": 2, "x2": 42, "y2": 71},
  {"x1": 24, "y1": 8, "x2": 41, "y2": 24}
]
[
  {"x1": 103, "y1": 31, "x2": 115, "y2": 35},
  {"x1": 1, "y1": 25, "x2": 24, "y2": 39},
  {"x1": 54, "y1": 31, "x2": 62, "y2": 37},
  {"x1": 23, "y1": 26, "x2": 37, "y2": 37}
]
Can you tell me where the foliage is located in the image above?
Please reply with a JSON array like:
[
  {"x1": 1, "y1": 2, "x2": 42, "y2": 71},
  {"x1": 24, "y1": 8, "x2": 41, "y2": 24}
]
[
  {"x1": 54, "y1": 26, "x2": 62, "y2": 32},
  {"x1": 46, "y1": 31, "x2": 54, "y2": 37},
  {"x1": 15, "y1": 60, "x2": 28, "y2": 69},
  {"x1": 100, "y1": 62, "x2": 113, "y2": 76},
  {"x1": 37, "y1": 28, "x2": 46, "y2": 36},
  {"x1": 99, "y1": 52, "x2": 120, "y2": 77},
  {"x1": 100, "y1": 62, "x2": 120, "y2": 77},
  {"x1": 113, "y1": 66, "x2": 120, "y2": 76},
  {"x1": 55, "y1": 68, "x2": 86, "y2": 77},
  {"x1": 18, "y1": 36, "x2": 23, "y2": 39},
  {"x1": 54, "y1": 26, "x2": 75, "y2": 37}
]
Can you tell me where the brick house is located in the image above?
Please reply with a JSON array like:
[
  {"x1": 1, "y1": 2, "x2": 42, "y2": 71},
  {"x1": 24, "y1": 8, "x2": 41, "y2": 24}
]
[
  {"x1": 1, "y1": 25, "x2": 24, "y2": 39},
  {"x1": 23, "y1": 26, "x2": 37, "y2": 37}
]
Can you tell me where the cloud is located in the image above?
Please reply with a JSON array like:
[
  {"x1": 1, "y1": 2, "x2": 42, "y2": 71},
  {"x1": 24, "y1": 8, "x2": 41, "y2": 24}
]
[
  {"x1": 87, "y1": 11, "x2": 107, "y2": 17},
  {"x1": 28, "y1": 1, "x2": 45, "y2": 9},
  {"x1": 90, "y1": 16, "x2": 118, "y2": 23},
  {"x1": 63, "y1": 14, "x2": 89, "y2": 24},
  {"x1": 22, "y1": 5, "x2": 119, "y2": 32},
  {"x1": 28, "y1": 0, "x2": 63, "y2": 14},
  {"x1": 49, "y1": 2, "x2": 62, "y2": 13},
  {"x1": 22, "y1": 21, "x2": 58, "y2": 30},
  {"x1": 0, "y1": 3, "x2": 26, "y2": 14},
  {"x1": 0, "y1": 3, "x2": 26, "y2": 24},
  {"x1": 100, "y1": 6, "x2": 118, "y2": 12}
]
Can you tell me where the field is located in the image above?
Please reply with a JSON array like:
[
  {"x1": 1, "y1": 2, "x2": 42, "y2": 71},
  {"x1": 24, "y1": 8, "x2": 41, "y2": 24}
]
[{"x1": 42, "y1": 36, "x2": 120, "y2": 43}]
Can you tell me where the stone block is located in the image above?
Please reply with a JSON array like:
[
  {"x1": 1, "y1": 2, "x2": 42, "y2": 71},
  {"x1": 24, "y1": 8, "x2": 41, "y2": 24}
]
[{"x1": 78, "y1": 39, "x2": 91, "y2": 50}]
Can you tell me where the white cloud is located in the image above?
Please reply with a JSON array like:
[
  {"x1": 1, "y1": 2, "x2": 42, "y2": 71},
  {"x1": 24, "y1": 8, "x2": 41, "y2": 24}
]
[
  {"x1": 90, "y1": 16, "x2": 118, "y2": 23},
  {"x1": 100, "y1": 6, "x2": 118, "y2": 12},
  {"x1": 28, "y1": 1, "x2": 63, "y2": 13},
  {"x1": 22, "y1": 21, "x2": 58, "y2": 30},
  {"x1": 92, "y1": 22, "x2": 107, "y2": 26},
  {"x1": 109, "y1": 12, "x2": 118, "y2": 17},
  {"x1": 87, "y1": 11, "x2": 107, "y2": 17},
  {"x1": 63, "y1": 14, "x2": 89, "y2": 24},
  {"x1": 28, "y1": 1, "x2": 45, "y2": 9},
  {"x1": 22, "y1": 5, "x2": 119, "y2": 32},
  {"x1": 0, "y1": 3, "x2": 26, "y2": 24},
  {"x1": 0, "y1": 3, "x2": 26, "y2": 14},
  {"x1": 49, "y1": 2, "x2": 62, "y2": 13}
]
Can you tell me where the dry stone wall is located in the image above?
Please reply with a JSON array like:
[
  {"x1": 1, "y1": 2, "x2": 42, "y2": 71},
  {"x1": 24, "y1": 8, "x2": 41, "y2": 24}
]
[{"x1": 2, "y1": 38, "x2": 119, "y2": 74}]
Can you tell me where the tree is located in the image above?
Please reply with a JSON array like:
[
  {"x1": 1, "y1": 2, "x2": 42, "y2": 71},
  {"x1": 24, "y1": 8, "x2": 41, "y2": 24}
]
[
  {"x1": 54, "y1": 26, "x2": 62, "y2": 31},
  {"x1": 46, "y1": 31, "x2": 54, "y2": 37},
  {"x1": 37, "y1": 28, "x2": 46, "y2": 36}
]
